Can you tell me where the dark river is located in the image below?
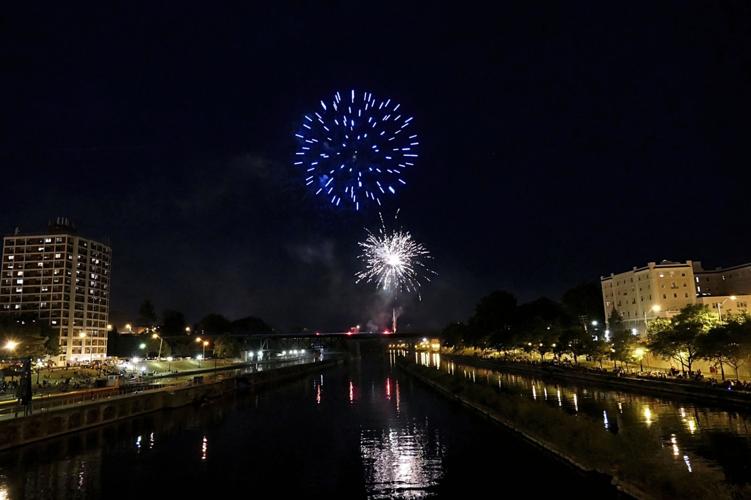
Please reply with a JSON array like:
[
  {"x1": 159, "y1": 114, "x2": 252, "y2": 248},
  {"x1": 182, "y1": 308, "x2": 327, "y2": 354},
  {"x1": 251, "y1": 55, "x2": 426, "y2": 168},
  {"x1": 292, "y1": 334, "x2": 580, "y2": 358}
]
[
  {"x1": 0, "y1": 346, "x2": 613, "y2": 499},
  {"x1": 412, "y1": 351, "x2": 751, "y2": 488}
]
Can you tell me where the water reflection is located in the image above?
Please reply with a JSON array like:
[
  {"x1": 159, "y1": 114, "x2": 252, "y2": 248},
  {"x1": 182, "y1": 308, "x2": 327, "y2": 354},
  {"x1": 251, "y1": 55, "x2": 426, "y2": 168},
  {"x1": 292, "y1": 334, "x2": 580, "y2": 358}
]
[
  {"x1": 0, "y1": 351, "x2": 607, "y2": 499},
  {"x1": 410, "y1": 351, "x2": 751, "y2": 485},
  {"x1": 360, "y1": 425, "x2": 445, "y2": 499}
]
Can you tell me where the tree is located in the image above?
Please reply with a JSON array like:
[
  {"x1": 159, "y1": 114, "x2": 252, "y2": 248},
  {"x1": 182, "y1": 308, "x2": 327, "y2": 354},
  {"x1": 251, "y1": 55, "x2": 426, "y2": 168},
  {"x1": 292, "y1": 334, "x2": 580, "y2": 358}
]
[
  {"x1": 607, "y1": 308, "x2": 625, "y2": 335},
  {"x1": 520, "y1": 317, "x2": 560, "y2": 361},
  {"x1": 697, "y1": 325, "x2": 731, "y2": 380},
  {"x1": 0, "y1": 314, "x2": 59, "y2": 358},
  {"x1": 648, "y1": 304, "x2": 718, "y2": 374},
  {"x1": 138, "y1": 300, "x2": 158, "y2": 327},
  {"x1": 441, "y1": 322, "x2": 470, "y2": 347},
  {"x1": 562, "y1": 281, "x2": 604, "y2": 327},
  {"x1": 468, "y1": 291, "x2": 517, "y2": 347},
  {"x1": 231, "y1": 316, "x2": 273, "y2": 334},
  {"x1": 161, "y1": 310, "x2": 187, "y2": 336},
  {"x1": 213, "y1": 335, "x2": 240, "y2": 358},
  {"x1": 514, "y1": 298, "x2": 571, "y2": 360},
  {"x1": 725, "y1": 318, "x2": 751, "y2": 379},
  {"x1": 611, "y1": 328, "x2": 638, "y2": 368},
  {"x1": 700, "y1": 317, "x2": 751, "y2": 380},
  {"x1": 196, "y1": 314, "x2": 232, "y2": 335},
  {"x1": 555, "y1": 326, "x2": 592, "y2": 364},
  {"x1": 589, "y1": 338, "x2": 612, "y2": 369}
]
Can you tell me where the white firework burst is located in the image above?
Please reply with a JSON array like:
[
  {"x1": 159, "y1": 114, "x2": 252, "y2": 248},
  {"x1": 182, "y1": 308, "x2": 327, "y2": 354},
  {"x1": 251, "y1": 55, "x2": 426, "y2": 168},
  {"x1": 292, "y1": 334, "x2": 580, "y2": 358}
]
[{"x1": 355, "y1": 214, "x2": 435, "y2": 295}]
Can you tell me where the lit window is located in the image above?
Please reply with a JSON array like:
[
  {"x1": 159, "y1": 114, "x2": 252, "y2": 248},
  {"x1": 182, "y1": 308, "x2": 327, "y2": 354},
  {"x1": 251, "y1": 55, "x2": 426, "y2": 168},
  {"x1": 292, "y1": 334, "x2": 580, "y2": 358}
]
[
  {"x1": 15, "y1": 287, "x2": 22, "y2": 293},
  {"x1": 16, "y1": 279, "x2": 23, "y2": 285},
  {"x1": 55, "y1": 253, "x2": 61, "y2": 259},
  {"x1": 44, "y1": 238, "x2": 52, "y2": 243},
  {"x1": 16, "y1": 271, "x2": 23, "y2": 276},
  {"x1": 7, "y1": 256, "x2": 13, "y2": 260}
]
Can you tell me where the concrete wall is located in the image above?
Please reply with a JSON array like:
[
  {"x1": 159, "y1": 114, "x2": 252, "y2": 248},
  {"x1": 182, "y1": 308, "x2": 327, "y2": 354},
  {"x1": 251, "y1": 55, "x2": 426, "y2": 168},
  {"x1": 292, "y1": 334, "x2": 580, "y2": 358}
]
[{"x1": 0, "y1": 358, "x2": 340, "y2": 451}]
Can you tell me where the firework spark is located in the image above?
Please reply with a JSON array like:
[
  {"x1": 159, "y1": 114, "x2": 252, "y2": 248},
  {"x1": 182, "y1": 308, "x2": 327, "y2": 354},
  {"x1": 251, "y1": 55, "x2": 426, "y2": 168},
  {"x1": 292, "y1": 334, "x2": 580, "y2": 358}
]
[
  {"x1": 355, "y1": 214, "x2": 435, "y2": 295},
  {"x1": 294, "y1": 90, "x2": 419, "y2": 211}
]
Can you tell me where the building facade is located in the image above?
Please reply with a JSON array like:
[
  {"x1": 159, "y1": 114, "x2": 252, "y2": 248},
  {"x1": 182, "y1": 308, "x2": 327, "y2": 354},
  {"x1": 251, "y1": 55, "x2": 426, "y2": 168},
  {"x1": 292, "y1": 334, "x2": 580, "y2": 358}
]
[
  {"x1": 696, "y1": 295, "x2": 751, "y2": 319},
  {"x1": 0, "y1": 219, "x2": 111, "y2": 362},
  {"x1": 602, "y1": 260, "x2": 751, "y2": 335},
  {"x1": 601, "y1": 261, "x2": 697, "y2": 335},
  {"x1": 693, "y1": 261, "x2": 751, "y2": 297}
]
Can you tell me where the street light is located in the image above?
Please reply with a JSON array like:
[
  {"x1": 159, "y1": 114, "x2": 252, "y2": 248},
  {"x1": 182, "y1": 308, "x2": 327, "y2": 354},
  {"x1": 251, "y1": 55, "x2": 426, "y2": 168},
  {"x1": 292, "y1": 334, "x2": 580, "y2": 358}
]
[
  {"x1": 125, "y1": 323, "x2": 133, "y2": 333},
  {"x1": 3, "y1": 340, "x2": 19, "y2": 352},
  {"x1": 152, "y1": 333, "x2": 164, "y2": 360},
  {"x1": 185, "y1": 326, "x2": 191, "y2": 334},
  {"x1": 195, "y1": 338, "x2": 208, "y2": 365},
  {"x1": 716, "y1": 295, "x2": 737, "y2": 322}
]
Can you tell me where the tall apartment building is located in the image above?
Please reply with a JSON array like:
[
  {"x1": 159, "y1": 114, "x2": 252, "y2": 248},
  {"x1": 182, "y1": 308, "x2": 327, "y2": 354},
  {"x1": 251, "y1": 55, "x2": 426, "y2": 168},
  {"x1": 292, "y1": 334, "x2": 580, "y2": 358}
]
[
  {"x1": 0, "y1": 219, "x2": 111, "y2": 362},
  {"x1": 602, "y1": 260, "x2": 751, "y2": 335}
]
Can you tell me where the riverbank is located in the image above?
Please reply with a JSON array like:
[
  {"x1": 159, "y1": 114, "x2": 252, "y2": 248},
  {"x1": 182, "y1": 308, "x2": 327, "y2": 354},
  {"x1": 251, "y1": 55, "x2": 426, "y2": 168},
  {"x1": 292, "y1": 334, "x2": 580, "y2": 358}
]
[
  {"x1": 442, "y1": 353, "x2": 751, "y2": 410},
  {"x1": 0, "y1": 358, "x2": 341, "y2": 451},
  {"x1": 398, "y1": 358, "x2": 747, "y2": 499}
]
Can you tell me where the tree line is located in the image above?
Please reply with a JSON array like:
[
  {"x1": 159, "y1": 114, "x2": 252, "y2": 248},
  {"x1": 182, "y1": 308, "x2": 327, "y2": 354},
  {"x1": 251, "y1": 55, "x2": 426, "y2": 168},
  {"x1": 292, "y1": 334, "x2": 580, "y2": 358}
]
[
  {"x1": 443, "y1": 285, "x2": 751, "y2": 379},
  {"x1": 109, "y1": 299, "x2": 274, "y2": 358}
]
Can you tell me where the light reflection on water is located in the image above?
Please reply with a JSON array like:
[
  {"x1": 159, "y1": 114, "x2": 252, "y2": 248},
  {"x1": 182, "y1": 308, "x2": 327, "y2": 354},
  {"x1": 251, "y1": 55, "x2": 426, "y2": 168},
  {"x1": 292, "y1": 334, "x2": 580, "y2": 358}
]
[
  {"x1": 411, "y1": 351, "x2": 751, "y2": 483},
  {"x1": 360, "y1": 425, "x2": 445, "y2": 499},
  {"x1": 0, "y1": 352, "x2": 609, "y2": 499}
]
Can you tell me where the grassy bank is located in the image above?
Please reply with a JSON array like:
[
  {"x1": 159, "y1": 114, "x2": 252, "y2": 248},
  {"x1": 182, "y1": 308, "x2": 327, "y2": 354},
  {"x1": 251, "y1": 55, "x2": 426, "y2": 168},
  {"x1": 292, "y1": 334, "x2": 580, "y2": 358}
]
[{"x1": 400, "y1": 359, "x2": 748, "y2": 499}]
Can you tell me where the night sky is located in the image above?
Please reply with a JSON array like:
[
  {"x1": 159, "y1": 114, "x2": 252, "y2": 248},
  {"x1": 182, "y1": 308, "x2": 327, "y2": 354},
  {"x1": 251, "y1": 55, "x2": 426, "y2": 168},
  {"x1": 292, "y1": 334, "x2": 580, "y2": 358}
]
[{"x1": 2, "y1": 3, "x2": 750, "y2": 331}]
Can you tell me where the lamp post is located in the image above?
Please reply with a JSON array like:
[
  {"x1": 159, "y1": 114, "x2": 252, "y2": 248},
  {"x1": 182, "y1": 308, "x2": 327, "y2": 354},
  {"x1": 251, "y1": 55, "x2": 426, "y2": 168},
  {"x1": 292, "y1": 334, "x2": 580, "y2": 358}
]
[
  {"x1": 151, "y1": 333, "x2": 164, "y2": 360},
  {"x1": 716, "y1": 295, "x2": 737, "y2": 322},
  {"x1": 195, "y1": 337, "x2": 209, "y2": 366}
]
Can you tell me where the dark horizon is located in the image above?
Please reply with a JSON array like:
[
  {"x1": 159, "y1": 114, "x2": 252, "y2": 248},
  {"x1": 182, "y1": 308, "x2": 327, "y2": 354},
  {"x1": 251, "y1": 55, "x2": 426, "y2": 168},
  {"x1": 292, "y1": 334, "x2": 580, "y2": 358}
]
[{"x1": 3, "y1": 2, "x2": 750, "y2": 331}]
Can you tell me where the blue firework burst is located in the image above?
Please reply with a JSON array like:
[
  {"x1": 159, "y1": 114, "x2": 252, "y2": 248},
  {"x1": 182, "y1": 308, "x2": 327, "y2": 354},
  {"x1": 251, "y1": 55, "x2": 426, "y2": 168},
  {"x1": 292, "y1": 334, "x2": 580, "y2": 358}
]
[{"x1": 294, "y1": 90, "x2": 419, "y2": 210}]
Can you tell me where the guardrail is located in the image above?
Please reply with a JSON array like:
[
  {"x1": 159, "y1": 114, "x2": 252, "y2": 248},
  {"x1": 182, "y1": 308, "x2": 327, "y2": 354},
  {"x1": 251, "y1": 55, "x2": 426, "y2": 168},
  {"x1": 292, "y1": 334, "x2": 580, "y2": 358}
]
[{"x1": 0, "y1": 381, "x2": 184, "y2": 420}]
